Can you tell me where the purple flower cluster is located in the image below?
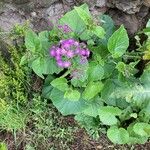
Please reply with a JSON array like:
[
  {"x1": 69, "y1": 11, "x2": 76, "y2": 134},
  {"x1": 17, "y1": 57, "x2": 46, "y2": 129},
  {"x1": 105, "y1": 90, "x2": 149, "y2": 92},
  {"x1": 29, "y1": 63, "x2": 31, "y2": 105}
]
[
  {"x1": 58, "y1": 24, "x2": 72, "y2": 33},
  {"x1": 49, "y1": 39, "x2": 90, "y2": 68}
]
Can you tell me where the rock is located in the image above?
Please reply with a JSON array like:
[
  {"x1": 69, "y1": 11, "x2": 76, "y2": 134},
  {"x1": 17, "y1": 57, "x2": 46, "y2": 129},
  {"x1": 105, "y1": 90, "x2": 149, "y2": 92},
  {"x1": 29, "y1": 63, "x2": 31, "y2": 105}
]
[
  {"x1": 12, "y1": 0, "x2": 30, "y2": 4},
  {"x1": 31, "y1": 17, "x2": 52, "y2": 32},
  {"x1": 62, "y1": 0, "x2": 75, "y2": 6},
  {"x1": 96, "y1": 0, "x2": 107, "y2": 7},
  {"x1": 0, "y1": 4, "x2": 25, "y2": 32},
  {"x1": 144, "y1": 0, "x2": 150, "y2": 7},
  {"x1": 46, "y1": 2, "x2": 65, "y2": 23},
  {"x1": 0, "y1": 0, "x2": 149, "y2": 39},
  {"x1": 137, "y1": 5, "x2": 149, "y2": 20},
  {"x1": 30, "y1": 0, "x2": 58, "y2": 8},
  {"x1": 107, "y1": 0, "x2": 143, "y2": 14},
  {"x1": 108, "y1": 9, "x2": 139, "y2": 35},
  {"x1": 74, "y1": 0, "x2": 96, "y2": 8}
]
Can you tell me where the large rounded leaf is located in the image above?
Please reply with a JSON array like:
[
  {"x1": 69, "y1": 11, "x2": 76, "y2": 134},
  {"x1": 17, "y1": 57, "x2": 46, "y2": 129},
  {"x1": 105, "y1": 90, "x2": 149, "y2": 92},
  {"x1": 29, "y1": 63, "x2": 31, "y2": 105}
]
[
  {"x1": 82, "y1": 81, "x2": 104, "y2": 100},
  {"x1": 133, "y1": 122, "x2": 150, "y2": 137},
  {"x1": 107, "y1": 126, "x2": 129, "y2": 144},
  {"x1": 32, "y1": 57, "x2": 62, "y2": 79},
  {"x1": 98, "y1": 106, "x2": 122, "y2": 125},
  {"x1": 50, "y1": 88, "x2": 88, "y2": 115}
]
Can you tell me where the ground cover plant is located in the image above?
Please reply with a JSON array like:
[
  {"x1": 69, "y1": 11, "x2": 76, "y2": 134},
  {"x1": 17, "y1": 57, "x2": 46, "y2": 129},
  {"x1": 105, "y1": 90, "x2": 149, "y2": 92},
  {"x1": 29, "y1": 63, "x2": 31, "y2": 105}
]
[
  {"x1": 20, "y1": 4, "x2": 150, "y2": 145},
  {"x1": 1, "y1": 3, "x2": 150, "y2": 149}
]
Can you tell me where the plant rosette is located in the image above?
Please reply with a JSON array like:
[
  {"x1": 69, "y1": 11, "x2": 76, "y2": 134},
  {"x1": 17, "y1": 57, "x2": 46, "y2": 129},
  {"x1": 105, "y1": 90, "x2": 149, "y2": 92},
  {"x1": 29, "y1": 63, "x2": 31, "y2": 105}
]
[{"x1": 22, "y1": 4, "x2": 150, "y2": 145}]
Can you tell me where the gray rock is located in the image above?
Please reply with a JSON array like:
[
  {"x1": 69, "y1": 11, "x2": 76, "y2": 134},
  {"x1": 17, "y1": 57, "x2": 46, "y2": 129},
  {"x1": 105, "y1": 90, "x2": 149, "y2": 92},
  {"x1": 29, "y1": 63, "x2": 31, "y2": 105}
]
[
  {"x1": 144, "y1": 0, "x2": 150, "y2": 7},
  {"x1": 30, "y1": 0, "x2": 58, "y2": 8},
  {"x1": 107, "y1": 0, "x2": 143, "y2": 14},
  {"x1": 12, "y1": 0, "x2": 30, "y2": 4},
  {"x1": 0, "y1": 5, "x2": 25, "y2": 32},
  {"x1": 96, "y1": 0, "x2": 107, "y2": 7},
  {"x1": 109, "y1": 9, "x2": 139, "y2": 35},
  {"x1": 62, "y1": 0, "x2": 75, "y2": 6},
  {"x1": 0, "y1": 4, "x2": 22, "y2": 44},
  {"x1": 46, "y1": 2, "x2": 65, "y2": 23}
]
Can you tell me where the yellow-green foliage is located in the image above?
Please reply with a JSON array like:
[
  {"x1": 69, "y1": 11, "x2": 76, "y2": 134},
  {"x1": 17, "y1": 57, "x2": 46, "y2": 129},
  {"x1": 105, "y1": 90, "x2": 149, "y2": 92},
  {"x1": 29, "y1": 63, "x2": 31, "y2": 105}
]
[
  {"x1": 0, "y1": 46, "x2": 30, "y2": 104},
  {"x1": 0, "y1": 45, "x2": 30, "y2": 131},
  {"x1": 0, "y1": 99, "x2": 26, "y2": 131}
]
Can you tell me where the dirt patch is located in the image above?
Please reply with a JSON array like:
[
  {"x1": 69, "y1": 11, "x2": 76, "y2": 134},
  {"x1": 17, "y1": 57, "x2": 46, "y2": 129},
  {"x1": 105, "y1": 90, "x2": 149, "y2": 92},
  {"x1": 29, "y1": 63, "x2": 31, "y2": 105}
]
[{"x1": 1, "y1": 116, "x2": 150, "y2": 150}]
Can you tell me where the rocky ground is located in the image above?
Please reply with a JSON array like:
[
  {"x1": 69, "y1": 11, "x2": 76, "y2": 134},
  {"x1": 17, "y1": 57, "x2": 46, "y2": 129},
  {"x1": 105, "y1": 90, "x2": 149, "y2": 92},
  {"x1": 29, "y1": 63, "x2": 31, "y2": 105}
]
[{"x1": 0, "y1": 0, "x2": 150, "y2": 36}]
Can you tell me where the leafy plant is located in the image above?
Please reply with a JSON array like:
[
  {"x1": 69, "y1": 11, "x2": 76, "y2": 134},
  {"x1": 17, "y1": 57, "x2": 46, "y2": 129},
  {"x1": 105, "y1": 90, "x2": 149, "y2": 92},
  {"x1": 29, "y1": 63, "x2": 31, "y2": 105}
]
[{"x1": 22, "y1": 3, "x2": 150, "y2": 145}]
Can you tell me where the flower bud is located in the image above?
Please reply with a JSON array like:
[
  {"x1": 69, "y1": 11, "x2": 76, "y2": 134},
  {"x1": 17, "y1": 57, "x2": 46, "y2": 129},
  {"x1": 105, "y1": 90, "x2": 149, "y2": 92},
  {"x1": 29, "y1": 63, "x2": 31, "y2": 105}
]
[
  {"x1": 57, "y1": 60, "x2": 64, "y2": 68},
  {"x1": 66, "y1": 50, "x2": 74, "y2": 58},
  {"x1": 63, "y1": 61, "x2": 71, "y2": 68},
  {"x1": 50, "y1": 49, "x2": 56, "y2": 57},
  {"x1": 80, "y1": 49, "x2": 86, "y2": 56},
  {"x1": 55, "y1": 48, "x2": 61, "y2": 55}
]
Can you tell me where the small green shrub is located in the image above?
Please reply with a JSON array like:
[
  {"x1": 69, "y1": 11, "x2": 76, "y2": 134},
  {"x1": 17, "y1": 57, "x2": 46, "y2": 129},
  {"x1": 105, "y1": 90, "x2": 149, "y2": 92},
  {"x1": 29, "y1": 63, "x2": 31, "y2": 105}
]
[{"x1": 0, "y1": 142, "x2": 7, "y2": 150}]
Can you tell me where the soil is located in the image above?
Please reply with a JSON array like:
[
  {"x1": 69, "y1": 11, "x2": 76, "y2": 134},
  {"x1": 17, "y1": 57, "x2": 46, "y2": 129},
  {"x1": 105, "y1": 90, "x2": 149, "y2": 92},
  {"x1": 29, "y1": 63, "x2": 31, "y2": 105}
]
[{"x1": 1, "y1": 117, "x2": 150, "y2": 150}]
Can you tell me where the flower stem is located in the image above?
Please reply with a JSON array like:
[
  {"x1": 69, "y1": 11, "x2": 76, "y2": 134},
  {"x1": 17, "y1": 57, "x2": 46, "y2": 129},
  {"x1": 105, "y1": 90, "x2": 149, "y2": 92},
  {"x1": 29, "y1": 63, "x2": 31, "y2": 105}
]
[{"x1": 60, "y1": 70, "x2": 71, "y2": 78}]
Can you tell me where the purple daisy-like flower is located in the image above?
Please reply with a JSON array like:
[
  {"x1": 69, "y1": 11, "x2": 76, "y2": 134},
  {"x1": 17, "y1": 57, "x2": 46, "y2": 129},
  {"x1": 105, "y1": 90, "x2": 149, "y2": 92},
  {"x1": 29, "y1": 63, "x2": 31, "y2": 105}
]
[
  {"x1": 63, "y1": 61, "x2": 71, "y2": 68},
  {"x1": 57, "y1": 60, "x2": 64, "y2": 68},
  {"x1": 85, "y1": 49, "x2": 90, "y2": 57},
  {"x1": 50, "y1": 46, "x2": 57, "y2": 57},
  {"x1": 55, "y1": 55, "x2": 61, "y2": 61},
  {"x1": 50, "y1": 49, "x2": 56, "y2": 57},
  {"x1": 58, "y1": 24, "x2": 72, "y2": 33},
  {"x1": 80, "y1": 49, "x2": 86, "y2": 56},
  {"x1": 49, "y1": 38, "x2": 91, "y2": 69},
  {"x1": 55, "y1": 48, "x2": 61, "y2": 56},
  {"x1": 60, "y1": 48, "x2": 67, "y2": 55},
  {"x1": 66, "y1": 50, "x2": 74, "y2": 58}
]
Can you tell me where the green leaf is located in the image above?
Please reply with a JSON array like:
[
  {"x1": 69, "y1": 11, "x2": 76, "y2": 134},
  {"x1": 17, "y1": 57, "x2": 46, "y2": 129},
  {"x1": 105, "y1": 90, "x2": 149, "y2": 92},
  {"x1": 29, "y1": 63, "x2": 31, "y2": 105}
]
[
  {"x1": 101, "y1": 79, "x2": 129, "y2": 108},
  {"x1": 107, "y1": 126, "x2": 129, "y2": 144},
  {"x1": 74, "y1": 6, "x2": 92, "y2": 25},
  {"x1": 82, "y1": 81, "x2": 104, "y2": 100},
  {"x1": 133, "y1": 123, "x2": 150, "y2": 137},
  {"x1": 146, "y1": 19, "x2": 150, "y2": 28},
  {"x1": 50, "y1": 88, "x2": 87, "y2": 115},
  {"x1": 60, "y1": 4, "x2": 89, "y2": 33},
  {"x1": 83, "y1": 96, "x2": 103, "y2": 117},
  {"x1": 127, "y1": 123, "x2": 148, "y2": 144},
  {"x1": 32, "y1": 57, "x2": 62, "y2": 79},
  {"x1": 42, "y1": 85, "x2": 53, "y2": 99},
  {"x1": 25, "y1": 29, "x2": 41, "y2": 52},
  {"x1": 108, "y1": 25, "x2": 129, "y2": 58},
  {"x1": 116, "y1": 62, "x2": 126, "y2": 73},
  {"x1": 145, "y1": 19, "x2": 150, "y2": 37},
  {"x1": 75, "y1": 114, "x2": 100, "y2": 140},
  {"x1": 140, "y1": 65, "x2": 150, "y2": 84},
  {"x1": 98, "y1": 106, "x2": 122, "y2": 125},
  {"x1": 80, "y1": 30, "x2": 93, "y2": 41},
  {"x1": 88, "y1": 62, "x2": 104, "y2": 81},
  {"x1": 42, "y1": 75, "x2": 55, "y2": 99},
  {"x1": 38, "y1": 31, "x2": 50, "y2": 54},
  {"x1": 64, "y1": 88, "x2": 81, "y2": 101},
  {"x1": 92, "y1": 26, "x2": 105, "y2": 39},
  {"x1": 103, "y1": 62, "x2": 115, "y2": 78},
  {"x1": 101, "y1": 80, "x2": 116, "y2": 104},
  {"x1": 20, "y1": 54, "x2": 28, "y2": 65},
  {"x1": 51, "y1": 77, "x2": 68, "y2": 92},
  {"x1": 100, "y1": 14, "x2": 115, "y2": 39}
]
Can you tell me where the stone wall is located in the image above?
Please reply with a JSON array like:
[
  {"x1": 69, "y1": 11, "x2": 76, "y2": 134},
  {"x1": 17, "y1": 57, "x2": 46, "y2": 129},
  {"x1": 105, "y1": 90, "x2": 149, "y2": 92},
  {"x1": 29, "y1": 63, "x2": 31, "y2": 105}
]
[{"x1": 0, "y1": 0, "x2": 150, "y2": 35}]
